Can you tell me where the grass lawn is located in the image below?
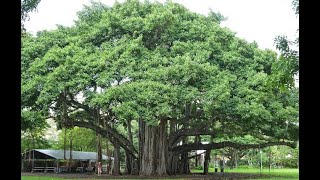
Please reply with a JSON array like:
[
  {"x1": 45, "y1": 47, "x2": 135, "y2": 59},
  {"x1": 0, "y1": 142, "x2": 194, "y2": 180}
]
[
  {"x1": 21, "y1": 177, "x2": 183, "y2": 180},
  {"x1": 191, "y1": 168, "x2": 299, "y2": 180},
  {"x1": 22, "y1": 177, "x2": 71, "y2": 180},
  {"x1": 21, "y1": 168, "x2": 298, "y2": 180}
]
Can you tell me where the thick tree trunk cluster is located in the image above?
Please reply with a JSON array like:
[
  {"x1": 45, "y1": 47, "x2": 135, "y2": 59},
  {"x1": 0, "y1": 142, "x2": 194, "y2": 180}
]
[
  {"x1": 139, "y1": 119, "x2": 168, "y2": 175},
  {"x1": 72, "y1": 118, "x2": 296, "y2": 176}
]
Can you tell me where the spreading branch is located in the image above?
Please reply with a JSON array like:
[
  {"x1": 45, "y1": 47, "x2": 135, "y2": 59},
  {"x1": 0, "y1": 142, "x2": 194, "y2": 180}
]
[
  {"x1": 171, "y1": 141, "x2": 296, "y2": 153},
  {"x1": 169, "y1": 128, "x2": 215, "y2": 147},
  {"x1": 72, "y1": 121, "x2": 138, "y2": 159}
]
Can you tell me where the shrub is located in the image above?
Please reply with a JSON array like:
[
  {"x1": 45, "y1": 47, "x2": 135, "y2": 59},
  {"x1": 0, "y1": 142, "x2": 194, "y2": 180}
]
[{"x1": 195, "y1": 166, "x2": 204, "y2": 170}]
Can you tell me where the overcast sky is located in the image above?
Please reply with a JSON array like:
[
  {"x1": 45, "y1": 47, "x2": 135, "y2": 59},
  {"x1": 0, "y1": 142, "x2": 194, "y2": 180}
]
[{"x1": 25, "y1": 0, "x2": 298, "y2": 51}]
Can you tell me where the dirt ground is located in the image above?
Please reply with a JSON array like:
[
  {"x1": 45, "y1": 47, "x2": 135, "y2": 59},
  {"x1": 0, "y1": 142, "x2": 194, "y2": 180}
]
[{"x1": 21, "y1": 172, "x2": 266, "y2": 179}]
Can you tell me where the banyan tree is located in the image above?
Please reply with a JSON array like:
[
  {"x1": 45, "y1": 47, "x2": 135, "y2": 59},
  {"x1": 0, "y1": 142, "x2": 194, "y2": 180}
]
[{"x1": 22, "y1": 0, "x2": 298, "y2": 176}]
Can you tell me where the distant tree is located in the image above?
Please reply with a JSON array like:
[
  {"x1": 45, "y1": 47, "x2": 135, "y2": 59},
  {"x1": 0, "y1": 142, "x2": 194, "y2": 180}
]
[
  {"x1": 54, "y1": 127, "x2": 97, "y2": 152},
  {"x1": 21, "y1": 110, "x2": 50, "y2": 153}
]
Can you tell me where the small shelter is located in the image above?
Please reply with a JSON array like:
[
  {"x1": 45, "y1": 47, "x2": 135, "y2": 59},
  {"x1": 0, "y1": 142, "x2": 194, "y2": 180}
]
[{"x1": 21, "y1": 149, "x2": 112, "y2": 173}]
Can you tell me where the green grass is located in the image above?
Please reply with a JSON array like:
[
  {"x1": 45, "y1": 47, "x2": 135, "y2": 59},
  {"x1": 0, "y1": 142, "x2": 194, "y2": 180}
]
[
  {"x1": 21, "y1": 177, "x2": 184, "y2": 180},
  {"x1": 21, "y1": 168, "x2": 298, "y2": 180},
  {"x1": 191, "y1": 168, "x2": 299, "y2": 180},
  {"x1": 22, "y1": 177, "x2": 63, "y2": 180}
]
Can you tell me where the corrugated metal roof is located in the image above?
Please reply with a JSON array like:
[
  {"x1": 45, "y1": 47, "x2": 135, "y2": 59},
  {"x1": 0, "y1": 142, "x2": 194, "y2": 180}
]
[{"x1": 33, "y1": 149, "x2": 110, "y2": 160}]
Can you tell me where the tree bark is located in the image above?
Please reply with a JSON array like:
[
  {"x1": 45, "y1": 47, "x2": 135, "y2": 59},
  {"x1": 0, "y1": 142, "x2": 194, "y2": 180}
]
[
  {"x1": 194, "y1": 135, "x2": 201, "y2": 167},
  {"x1": 179, "y1": 137, "x2": 190, "y2": 174},
  {"x1": 125, "y1": 152, "x2": 132, "y2": 175},
  {"x1": 63, "y1": 91, "x2": 68, "y2": 161},
  {"x1": 97, "y1": 135, "x2": 102, "y2": 163},
  {"x1": 96, "y1": 108, "x2": 102, "y2": 163},
  {"x1": 139, "y1": 120, "x2": 168, "y2": 176},
  {"x1": 140, "y1": 123, "x2": 157, "y2": 175},
  {"x1": 180, "y1": 152, "x2": 190, "y2": 174},
  {"x1": 125, "y1": 119, "x2": 133, "y2": 175},
  {"x1": 69, "y1": 127, "x2": 73, "y2": 171},
  {"x1": 127, "y1": 120, "x2": 133, "y2": 144},
  {"x1": 106, "y1": 140, "x2": 111, "y2": 174},
  {"x1": 138, "y1": 119, "x2": 144, "y2": 174},
  {"x1": 112, "y1": 141, "x2": 121, "y2": 175},
  {"x1": 64, "y1": 128, "x2": 67, "y2": 160},
  {"x1": 167, "y1": 120, "x2": 178, "y2": 175},
  {"x1": 203, "y1": 150, "x2": 211, "y2": 175},
  {"x1": 167, "y1": 151, "x2": 178, "y2": 175},
  {"x1": 156, "y1": 119, "x2": 168, "y2": 175}
]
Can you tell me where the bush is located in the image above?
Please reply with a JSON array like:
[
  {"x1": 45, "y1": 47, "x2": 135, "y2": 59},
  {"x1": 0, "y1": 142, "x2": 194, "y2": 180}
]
[
  {"x1": 281, "y1": 157, "x2": 298, "y2": 168},
  {"x1": 195, "y1": 166, "x2": 204, "y2": 170},
  {"x1": 238, "y1": 165, "x2": 254, "y2": 169}
]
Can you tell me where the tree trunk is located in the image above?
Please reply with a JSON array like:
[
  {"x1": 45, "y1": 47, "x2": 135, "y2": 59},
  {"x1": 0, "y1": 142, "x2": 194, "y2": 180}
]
[
  {"x1": 167, "y1": 120, "x2": 178, "y2": 175},
  {"x1": 138, "y1": 119, "x2": 144, "y2": 174},
  {"x1": 194, "y1": 135, "x2": 201, "y2": 167},
  {"x1": 125, "y1": 120, "x2": 133, "y2": 175},
  {"x1": 103, "y1": 115, "x2": 111, "y2": 174},
  {"x1": 180, "y1": 152, "x2": 190, "y2": 174},
  {"x1": 97, "y1": 135, "x2": 102, "y2": 163},
  {"x1": 96, "y1": 108, "x2": 102, "y2": 163},
  {"x1": 112, "y1": 141, "x2": 120, "y2": 175},
  {"x1": 64, "y1": 128, "x2": 67, "y2": 160},
  {"x1": 156, "y1": 119, "x2": 168, "y2": 175},
  {"x1": 235, "y1": 151, "x2": 238, "y2": 168},
  {"x1": 180, "y1": 137, "x2": 190, "y2": 174},
  {"x1": 63, "y1": 90, "x2": 68, "y2": 161},
  {"x1": 203, "y1": 150, "x2": 211, "y2": 175},
  {"x1": 139, "y1": 120, "x2": 168, "y2": 176},
  {"x1": 106, "y1": 140, "x2": 111, "y2": 174},
  {"x1": 125, "y1": 152, "x2": 132, "y2": 175},
  {"x1": 195, "y1": 154, "x2": 198, "y2": 167},
  {"x1": 127, "y1": 120, "x2": 133, "y2": 144},
  {"x1": 230, "y1": 151, "x2": 235, "y2": 169},
  {"x1": 69, "y1": 127, "x2": 73, "y2": 171},
  {"x1": 140, "y1": 123, "x2": 157, "y2": 175}
]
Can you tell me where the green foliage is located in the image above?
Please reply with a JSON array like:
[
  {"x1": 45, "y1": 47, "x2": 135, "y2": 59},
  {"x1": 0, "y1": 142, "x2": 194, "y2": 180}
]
[
  {"x1": 194, "y1": 166, "x2": 204, "y2": 170},
  {"x1": 21, "y1": 131, "x2": 51, "y2": 153},
  {"x1": 270, "y1": 146, "x2": 299, "y2": 168},
  {"x1": 21, "y1": 109, "x2": 50, "y2": 153},
  {"x1": 21, "y1": 110, "x2": 48, "y2": 132},
  {"x1": 21, "y1": 0, "x2": 298, "y2": 152},
  {"x1": 269, "y1": 0, "x2": 299, "y2": 90},
  {"x1": 53, "y1": 127, "x2": 97, "y2": 152}
]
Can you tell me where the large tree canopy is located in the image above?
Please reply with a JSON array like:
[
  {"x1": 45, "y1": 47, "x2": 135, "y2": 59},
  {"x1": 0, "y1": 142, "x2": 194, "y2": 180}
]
[{"x1": 21, "y1": 0, "x2": 298, "y2": 175}]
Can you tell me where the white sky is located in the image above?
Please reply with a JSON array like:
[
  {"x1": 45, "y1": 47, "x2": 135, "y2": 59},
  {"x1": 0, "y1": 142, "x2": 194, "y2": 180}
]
[{"x1": 25, "y1": 0, "x2": 298, "y2": 51}]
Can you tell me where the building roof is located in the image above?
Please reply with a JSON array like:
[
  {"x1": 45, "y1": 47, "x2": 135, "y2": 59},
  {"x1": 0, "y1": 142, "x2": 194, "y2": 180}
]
[{"x1": 30, "y1": 149, "x2": 111, "y2": 160}]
